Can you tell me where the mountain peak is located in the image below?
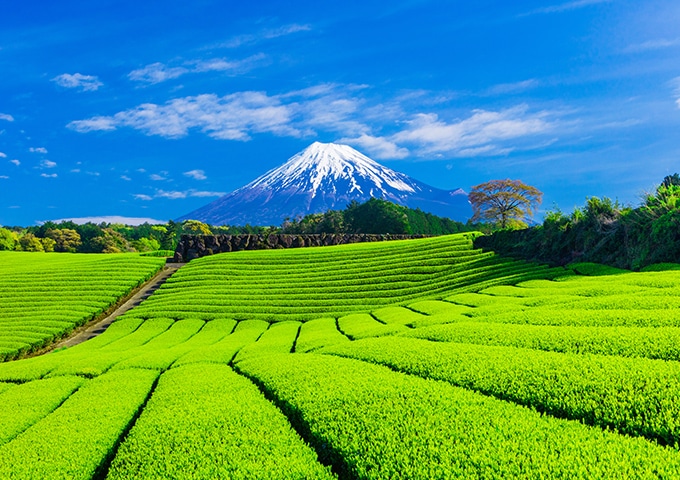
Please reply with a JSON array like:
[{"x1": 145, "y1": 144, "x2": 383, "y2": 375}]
[
  {"x1": 178, "y1": 142, "x2": 471, "y2": 225},
  {"x1": 300, "y1": 141, "x2": 379, "y2": 166},
  {"x1": 242, "y1": 141, "x2": 416, "y2": 196}
]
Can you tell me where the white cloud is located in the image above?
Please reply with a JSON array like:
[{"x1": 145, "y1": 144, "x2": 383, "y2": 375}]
[
  {"x1": 189, "y1": 190, "x2": 225, "y2": 198},
  {"x1": 10, "y1": 159, "x2": 20, "y2": 166},
  {"x1": 281, "y1": 83, "x2": 357, "y2": 99},
  {"x1": 149, "y1": 173, "x2": 167, "y2": 181},
  {"x1": 69, "y1": 92, "x2": 299, "y2": 140},
  {"x1": 67, "y1": 116, "x2": 117, "y2": 133},
  {"x1": 129, "y1": 54, "x2": 267, "y2": 85},
  {"x1": 71, "y1": 169, "x2": 81, "y2": 173},
  {"x1": 193, "y1": 54, "x2": 267, "y2": 74},
  {"x1": 183, "y1": 169, "x2": 207, "y2": 180},
  {"x1": 41, "y1": 173, "x2": 57, "y2": 178},
  {"x1": 339, "y1": 134, "x2": 409, "y2": 159},
  {"x1": 0, "y1": 152, "x2": 5, "y2": 158},
  {"x1": 66, "y1": 84, "x2": 557, "y2": 159},
  {"x1": 672, "y1": 77, "x2": 680, "y2": 108},
  {"x1": 29, "y1": 147, "x2": 48, "y2": 154},
  {"x1": 519, "y1": 0, "x2": 610, "y2": 16},
  {"x1": 593, "y1": 119, "x2": 643, "y2": 130},
  {"x1": 0, "y1": 113, "x2": 14, "y2": 122},
  {"x1": 193, "y1": 59, "x2": 237, "y2": 73},
  {"x1": 41, "y1": 159, "x2": 57, "y2": 168},
  {"x1": 136, "y1": 189, "x2": 225, "y2": 201},
  {"x1": 157, "y1": 190, "x2": 187, "y2": 199},
  {"x1": 219, "y1": 23, "x2": 311, "y2": 49},
  {"x1": 300, "y1": 97, "x2": 367, "y2": 137},
  {"x1": 457, "y1": 145, "x2": 513, "y2": 157},
  {"x1": 0, "y1": 175, "x2": 8, "y2": 179},
  {"x1": 392, "y1": 105, "x2": 552, "y2": 157},
  {"x1": 128, "y1": 63, "x2": 188, "y2": 84},
  {"x1": 70, "y1": 85, "x2": 367, "y2": 142},
  {"x1": 52, "y1": 73, "x2": 103, "y2": 92},
  {"x1": 51, "y1": 216, "x2": 165, "y2": 226},
  {"x1": 486, "y1": 79, "x2": 540, "y2": 95},
  {"x1": 624, "y1": 38, "x2": 680, "y2": 53},
  {"x1": 121, "y1": 175, "x2": 132, "y2": 181}
]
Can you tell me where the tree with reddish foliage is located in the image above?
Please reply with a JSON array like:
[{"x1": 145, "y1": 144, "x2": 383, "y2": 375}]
[{"x1": 469, "y1": 179, "x2": 543, "y2": 229}]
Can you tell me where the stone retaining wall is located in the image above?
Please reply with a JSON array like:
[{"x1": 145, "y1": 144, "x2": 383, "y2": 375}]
[{"x1": 173, "y1": 233, "x2": 427, "y2": 262}]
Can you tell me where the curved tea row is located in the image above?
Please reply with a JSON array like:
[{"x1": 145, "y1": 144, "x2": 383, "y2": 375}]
[
  {"x1": 3, "y1": 236, "x2": 680, "y2": 478},
  {"x1": 0, "y1": 252, "x2": 165, "y2": 361}
]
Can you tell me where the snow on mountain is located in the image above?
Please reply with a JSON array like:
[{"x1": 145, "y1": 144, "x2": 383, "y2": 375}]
[
  {"x1": 178, "y1": 142, "x2": 471, "y2": 226},
  {"x1": 244, "y1": 142, "x2": 417, "y2": 196}
]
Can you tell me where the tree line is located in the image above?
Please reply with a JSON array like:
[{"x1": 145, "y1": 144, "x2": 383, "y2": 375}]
[
  {"x1": 0, "y1": 219, "x2": 289, "y2": 254},
  {"x1": 8, "y1": 173, "x2": 672, "y2": 270},
  {"x1": 0, "y1": 198, "x2": 485, "y2": 253},
  {"x1": 280, "y1": 198, "x2": 483, "y2": 235},
  {"x1": 0, "y1": 221, "x2": 174, "y2": 254},
  {"x1": 475, "y1": 174, "x2": 680, "y2": 270}
]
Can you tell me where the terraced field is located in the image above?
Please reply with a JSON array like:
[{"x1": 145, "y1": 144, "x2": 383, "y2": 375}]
[
  {"x1": 127, "y1": 233, "x2": 562, "y2": 321},
  {"x1": 0, "y1": 252, "x2": 165, "y2": 361},
  {"x1": 3, "y1": 235, "x2": 680, "y2": 478}
]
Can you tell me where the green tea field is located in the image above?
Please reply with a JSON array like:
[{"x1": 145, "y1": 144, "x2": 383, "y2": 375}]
[
  {"x1": 0, "y1": 252, "x2": 166, "y2": 362},
  {"x1": 2, "y1": 234, "x2": 680, "y2": 479}
]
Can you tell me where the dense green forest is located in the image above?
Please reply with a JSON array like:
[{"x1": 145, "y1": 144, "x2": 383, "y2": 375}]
[
  {"x1": 0, "y1": 198, "x2": 477, "y2": 254},
  {"x1": 0, "y1": 219, "x2": 262, "y2": 254},
  {"x1": 476, "y1": 174, "x2": 680, "y2": 270},
  {"x1": 280, "y1": 198, "x2": 480, "y2": 235}
]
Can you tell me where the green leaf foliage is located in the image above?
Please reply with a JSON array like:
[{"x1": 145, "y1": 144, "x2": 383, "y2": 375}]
[
  {"x1": 0, "y1": 369, "x2": 158, "y2": 480},
  {"x1": 236, "y1": 353, "x2": 680, "y2": 479},
  {"x1": 475, "y1": 174, "x2": 680, "y2": 269},
  {"x1": 0, "y1": 253, "x2": 165, "y2": 361},
  {"x1": 106, "y1": 364, "x2": 335, "y2": 480},
  {"x1": 321, "y1": 336, "x2": 680, "y2": 445},
  {"x1": 3, "y1": 234, "x2": 680, "y2": 477}
]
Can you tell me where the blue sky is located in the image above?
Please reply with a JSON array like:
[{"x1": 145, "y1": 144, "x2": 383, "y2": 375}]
[{"x1": 1, "y1": 0, "x2": 679, "y2": 226}]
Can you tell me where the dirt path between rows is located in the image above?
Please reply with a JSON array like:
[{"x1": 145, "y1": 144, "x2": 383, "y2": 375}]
[{"x1": 52, "y1": 262, "x2": 183, "y2": 350}]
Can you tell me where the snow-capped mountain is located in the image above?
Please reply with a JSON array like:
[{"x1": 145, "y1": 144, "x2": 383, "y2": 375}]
[{"x1": 178, "y1": 142, "x2": 471, "y2": 225}]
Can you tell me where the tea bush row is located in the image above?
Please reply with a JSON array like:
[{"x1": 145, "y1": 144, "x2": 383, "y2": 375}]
[
  {"x1": 106, "y1": 364, "x2": 335, "y2": 479},
  {"x1": 0, "y1": 368, "x2": 158, "y2": 480},
  {"x1": 236, "y1": 353, "x2": 680, "y2": 479},
  {"x1": 321, "y1": 336, "x2": 680, "y2": 445},
  {"x1": 0, "y1": 252, "x2": 165, "y2": 361}
]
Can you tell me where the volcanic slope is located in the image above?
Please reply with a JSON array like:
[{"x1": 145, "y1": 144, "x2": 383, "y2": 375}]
[
  {"x1": 178, "y1": 141, "x2": 471, "y2": 225},
  {"x1": 5, "y1": 237, "x2": 680, "y2": 477}
]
